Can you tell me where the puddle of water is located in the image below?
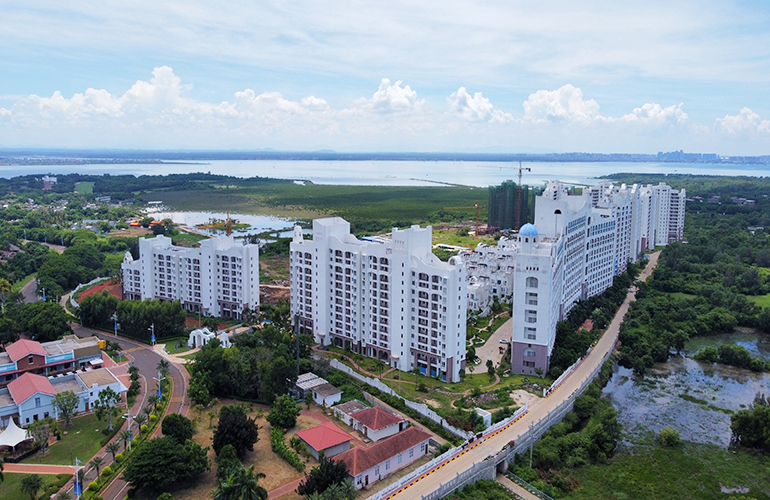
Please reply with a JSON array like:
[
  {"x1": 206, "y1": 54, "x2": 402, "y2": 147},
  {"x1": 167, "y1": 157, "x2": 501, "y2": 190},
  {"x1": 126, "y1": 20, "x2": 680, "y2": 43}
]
[
  {"x1": 603, "y1": 357, "x2": 770, "y2": 448},
  {"x1": 684, "y1": 328, "x2": 770, "y2": 362},
  {"x1": 143, "y1": 209, "x2": 311, "y2": 237}
]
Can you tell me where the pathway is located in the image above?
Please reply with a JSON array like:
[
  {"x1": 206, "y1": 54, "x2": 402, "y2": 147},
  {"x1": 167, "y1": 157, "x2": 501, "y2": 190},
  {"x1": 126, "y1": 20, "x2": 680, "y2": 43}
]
[
  {"x1": 381, "y1": 252, "x2": 661, "y2": 500},
  {"x1": 475, "y1": 316, "x2": 512, "y2": 368},
  {"x1": 496, "y1": 473, "x2": 540, "y2": 500},
  {"x1": 3, "y1": 463, "x2": 75, "y2": 475}
]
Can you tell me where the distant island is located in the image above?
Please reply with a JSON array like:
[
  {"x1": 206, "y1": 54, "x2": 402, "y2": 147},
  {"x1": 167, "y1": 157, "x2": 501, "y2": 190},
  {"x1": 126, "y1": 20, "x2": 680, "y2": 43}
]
[{"x1": 0, "y1": 148, "x2": 768, "y2": 165}]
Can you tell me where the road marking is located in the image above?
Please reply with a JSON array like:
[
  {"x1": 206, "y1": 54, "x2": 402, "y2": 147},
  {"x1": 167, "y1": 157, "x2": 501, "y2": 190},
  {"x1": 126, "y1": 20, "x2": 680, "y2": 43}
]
[{"x1": 123, "y1": 347, "x2": 144, "y2": 353}]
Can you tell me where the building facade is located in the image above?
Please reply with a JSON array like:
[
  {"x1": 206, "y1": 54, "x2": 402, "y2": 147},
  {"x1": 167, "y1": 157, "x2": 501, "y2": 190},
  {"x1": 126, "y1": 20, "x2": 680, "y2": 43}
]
[
  {"x1": 121, "y1": 234, "x2": 260, "y2": 319},
  {"x1": 290, "y1": 218, "x2": 467, "y2": 382},
  {"x1": 0, "y1": 337, "x2": 103, "y2": 387}
]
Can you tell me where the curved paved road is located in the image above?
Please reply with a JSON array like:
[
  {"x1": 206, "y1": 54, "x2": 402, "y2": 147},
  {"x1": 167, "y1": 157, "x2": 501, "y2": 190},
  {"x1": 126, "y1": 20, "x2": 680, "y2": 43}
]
[
  {"x1": 69, "y1": 325, "x2": 188, "y2": 500},
  {"x1": 382, "y1": 252, "x2": 660, "y2": 500}
]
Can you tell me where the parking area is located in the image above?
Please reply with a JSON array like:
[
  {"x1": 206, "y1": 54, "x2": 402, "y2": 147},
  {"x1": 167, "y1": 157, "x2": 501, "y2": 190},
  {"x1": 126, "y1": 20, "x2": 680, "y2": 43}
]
[{"x1": 474, "y1": 316, "x2": 512, "y2": 369}]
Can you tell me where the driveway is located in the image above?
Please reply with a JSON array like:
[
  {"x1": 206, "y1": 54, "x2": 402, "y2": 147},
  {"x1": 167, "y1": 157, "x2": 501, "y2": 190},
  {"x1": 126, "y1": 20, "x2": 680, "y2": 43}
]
[{"x1": 475, "y1": 316, "x2": 512, "y2": 370}]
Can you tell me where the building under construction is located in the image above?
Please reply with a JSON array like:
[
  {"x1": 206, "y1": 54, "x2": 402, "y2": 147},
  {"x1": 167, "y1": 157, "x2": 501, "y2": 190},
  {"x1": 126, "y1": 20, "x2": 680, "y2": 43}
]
[{"x1": 487, "y1": 180, "x2": 537, "y2": 231}]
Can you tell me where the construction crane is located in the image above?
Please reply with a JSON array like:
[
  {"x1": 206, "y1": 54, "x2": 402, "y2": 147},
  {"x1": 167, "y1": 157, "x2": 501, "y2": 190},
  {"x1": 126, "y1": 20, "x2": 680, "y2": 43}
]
[
  {"x1": 517, "y1": 161, "x2": 531, "y2": 229},
  {"x1": 226, "y1": 211, "x2": 232, "y2": 236},
  {"x1": 443, "y1": 200, "x2": 482, "y2": 235}
]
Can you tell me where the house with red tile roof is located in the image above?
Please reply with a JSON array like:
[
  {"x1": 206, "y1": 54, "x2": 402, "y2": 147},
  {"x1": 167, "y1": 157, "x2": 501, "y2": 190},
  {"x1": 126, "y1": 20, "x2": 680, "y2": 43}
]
[
  {"x1": 0, "y1": 336, "x2": 103, "y2": 387},
  {"x1": 295, "y1": 421, "x2": 352, "y2": 460},
  {"x1": 334, "y1": 426, "x2": 431, "y2": 490},
  {"x1": 350, "y1": 406, "x2": 408, "y2": 442}
]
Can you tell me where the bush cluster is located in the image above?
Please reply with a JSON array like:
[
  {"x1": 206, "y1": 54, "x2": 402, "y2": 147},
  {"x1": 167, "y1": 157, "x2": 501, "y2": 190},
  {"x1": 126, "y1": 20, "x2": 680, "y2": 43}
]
[{"x1": 270, "y1": 427, "x2": 305, "y2": 471}]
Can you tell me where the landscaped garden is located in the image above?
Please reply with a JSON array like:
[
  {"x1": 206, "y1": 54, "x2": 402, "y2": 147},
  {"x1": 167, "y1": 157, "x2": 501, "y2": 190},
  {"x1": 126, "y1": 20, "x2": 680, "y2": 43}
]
[{"x1": 22, "y1": 413, "x2": 122, "y2": 466}]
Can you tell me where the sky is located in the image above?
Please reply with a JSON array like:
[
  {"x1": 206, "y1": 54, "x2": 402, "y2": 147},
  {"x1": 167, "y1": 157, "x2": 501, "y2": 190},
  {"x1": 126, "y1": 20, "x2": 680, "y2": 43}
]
[{"x1": 0, "y1": 1, "x2": 769, "y2": 155}]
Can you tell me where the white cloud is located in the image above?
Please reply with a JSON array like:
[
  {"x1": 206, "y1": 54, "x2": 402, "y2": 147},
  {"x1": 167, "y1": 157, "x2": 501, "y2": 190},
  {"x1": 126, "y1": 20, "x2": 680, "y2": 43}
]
[
  {"x1": 715, "y1": 107, "x2": 770, "y2": 135},
  {"x1": 620, "y1": 102, "x2": 688, "y2": 125},
  {"x1": 522, "y1": 84, "x2": 601, "y2": 124},
  {"x1": 447, "y1": 87, "x2": 512, "y2": 123},
  {"x1": 350, "y1": 79, "x2": 424, "y2": 115}
]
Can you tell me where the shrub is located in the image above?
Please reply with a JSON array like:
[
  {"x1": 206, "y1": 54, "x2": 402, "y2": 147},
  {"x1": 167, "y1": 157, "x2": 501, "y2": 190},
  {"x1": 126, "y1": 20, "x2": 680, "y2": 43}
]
[
  {"x1": 270, "y1": 427, "x2": 305, "y2": 471},
  {"x1": 141, "y1": 424, "x2": 149, "y2": 435},
  {"x1": 150, "y1": 414, "x2": 158, "y2": 424},
  {"x1": 659, "y1": 426, "x2": 681, "y2": 447},
  {"x1": 157, "y1": 493, "x2": 175, "y2": 500},
  {"x1": 89, "y1": 481, "x2": 99, "y2": 491},
  {"x1": 101, "y1": 465, "x2": 113, "y2": 478},
  {"x1": 115, "y1": 453, "x2": 124, "y2": 464}
]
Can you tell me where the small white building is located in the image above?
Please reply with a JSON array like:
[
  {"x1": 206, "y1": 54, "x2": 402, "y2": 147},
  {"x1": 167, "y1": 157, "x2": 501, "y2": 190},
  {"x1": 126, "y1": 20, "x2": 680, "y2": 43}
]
[
  {"x1": 334, "y1": 400, "x2": 370, "y2": 424},
  {"x1": 349, "y1": 406, "x2": 408, "y2": 442},
  {"x1": 295, "y1": 421, "x2": 352, "y2": 460},
  {"x1": 188, "y1": 328, "x2": 217, "y2": 349},
  {"x1": 295, "y1": 372, "x2": 328, "y2": 400},
  {"x1": 312, "y1": 383, "x2": 342, "y2": 407},
  {"x1": 335, "y1": 426, "x2": 432, "y2": 490},
  {"x1": 474, "y1": 407, "x2": 492, "y2": 428}
]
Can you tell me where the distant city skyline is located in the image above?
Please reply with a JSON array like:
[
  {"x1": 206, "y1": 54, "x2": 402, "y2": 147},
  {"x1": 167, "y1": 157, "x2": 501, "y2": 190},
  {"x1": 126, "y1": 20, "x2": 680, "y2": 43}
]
[{"x1": 1, "y1": 1, "x2": 768, "y2": 154}]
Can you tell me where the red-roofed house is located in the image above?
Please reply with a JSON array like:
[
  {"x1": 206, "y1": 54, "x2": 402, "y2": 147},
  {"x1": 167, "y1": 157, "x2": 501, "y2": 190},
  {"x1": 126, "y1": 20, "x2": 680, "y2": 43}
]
[
  {"x1": 334, "y1": 426, "x2": 431, "y2": 489},
  {"x1": 350, "y1": 406, "x2": 407, "y2": 442},
  {"x1": 6, "y1": 373, "x2": 56, "y2": 425},
  {"x1": 0, "y1": 336, "x2": 103, "y2": 387},
  {"x1": 295, "y1": 421, "x2": 352, "y2": 460}
]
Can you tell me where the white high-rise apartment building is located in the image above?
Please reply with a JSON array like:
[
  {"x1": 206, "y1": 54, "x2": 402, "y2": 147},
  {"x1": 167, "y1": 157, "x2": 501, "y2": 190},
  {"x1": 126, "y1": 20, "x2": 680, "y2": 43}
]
[
  {"x1": 121, "y1": 234, "x2": 260, "y2": 319},
  {"x1": 290, "y1": 217, "x2": 467, "y2": 383},
  {"x1": 503, "y1": 180, "x2": 685, "y2": 376}
]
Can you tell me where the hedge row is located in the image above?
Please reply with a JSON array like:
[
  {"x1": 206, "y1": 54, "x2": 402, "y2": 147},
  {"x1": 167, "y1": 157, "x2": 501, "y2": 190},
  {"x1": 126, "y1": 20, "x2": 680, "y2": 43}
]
[{"x1": 270, "y1": 427, "x2": 305, "y2": 471}]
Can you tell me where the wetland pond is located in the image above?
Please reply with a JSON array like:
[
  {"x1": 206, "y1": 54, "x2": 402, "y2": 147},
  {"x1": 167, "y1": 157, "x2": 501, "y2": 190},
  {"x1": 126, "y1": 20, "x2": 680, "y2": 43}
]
[{"x1": 604, "y1": 329, "x2": 770, "y2": 448}]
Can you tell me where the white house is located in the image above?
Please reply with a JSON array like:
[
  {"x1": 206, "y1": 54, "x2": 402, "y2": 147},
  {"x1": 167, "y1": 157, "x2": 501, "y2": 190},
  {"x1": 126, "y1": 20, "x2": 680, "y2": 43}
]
[
  {"x1": 312, "y1": 383, "x2": 342, "y2": 407},
  {"x1": 333, "y1": 400, "x2": 370, "y2": 424},
  {"x1": 335, "y1": 426, "x2": 432, "y2": 490},
  {"x1": 295, "y1": 421, "x2": 352, "y2": 460},
  {"x1": 349, "y1": 406, "x2": 408, "y2": 442}
]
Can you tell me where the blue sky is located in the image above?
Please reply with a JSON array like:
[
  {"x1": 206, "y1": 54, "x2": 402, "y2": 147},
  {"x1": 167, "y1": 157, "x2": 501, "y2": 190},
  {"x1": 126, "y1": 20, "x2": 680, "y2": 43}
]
[{"x1": 1, "y1": 1, "x2": 769, "y2": 154}]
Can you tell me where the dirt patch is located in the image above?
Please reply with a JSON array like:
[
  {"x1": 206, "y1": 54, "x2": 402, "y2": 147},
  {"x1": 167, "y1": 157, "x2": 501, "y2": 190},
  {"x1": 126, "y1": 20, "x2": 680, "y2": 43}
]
[
  {"x1": 109, "y1": 228, "x2": 152, "y2": 237},
  {"x1": 184, "y1": 317, "x2": 226, "y2": 330},
  {"x1": 78, "y1": 279, "x2": 121, "y2": 301},
  {"x1": 510, "y1": 389, "x2": 540, "y2": 407},
  {"x1": 261, "y1": 285, "x2": 290, "y2": 305},
  {"x1": 425, "y1": 399, "x2": 442, "y2": 409}
]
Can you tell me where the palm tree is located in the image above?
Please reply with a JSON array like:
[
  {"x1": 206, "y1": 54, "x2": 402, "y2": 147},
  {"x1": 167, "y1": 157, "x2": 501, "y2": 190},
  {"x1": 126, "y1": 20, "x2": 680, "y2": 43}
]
[
  {"x1": 134, "y1": 413, "x2": 148, "y2": 437},
  {"x1": 106, "y1": 441, "x2": 121, "y2": 463},
  {"x1": 323, "y1": 483, "x2": 344, "y2": 500},
  {"x1": 147, "y1": 394, "x2": 160, "y2": 408},
  {"x1": 156, "y1": 358, "x2": 170, "y2": 375},
  {"x1": 20, "y1": 474, "x2": 43, "y2": 500},
  {"x1": 89, "y1": 455, "x2": 104, "y2": 483},
  {"x1": 214, "y1": 466, "x2": 268, "y2": 500},
  {"x1": 339, "y1": 479, "x2": 356, "y2": 500},
  {"x1": 120, "y1": 430, "x2": 132, "y2": 452},
  {"x1": 56, "y1": 492, "x2": 72, "y2": 500}
]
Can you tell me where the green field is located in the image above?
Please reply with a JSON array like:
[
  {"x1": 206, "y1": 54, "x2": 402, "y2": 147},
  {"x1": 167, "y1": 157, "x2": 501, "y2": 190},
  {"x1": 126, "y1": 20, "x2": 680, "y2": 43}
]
[
  {"x1": 0, "y1": 473, "x2": 71, "y2": 500},
  {"x1": 74, "y1": 181, "x2": 95, "y2": 194},
  {"x1": 163, "y1": 337, "x2": 190, "y2": 353},
  {"x1": 148, "y1": 181, "x2": 488, "y2": 229},
  {"x1": 565, "y1": 441, "x2": 770, "y2": 500},
  {"x1": 170, "y1": 232, "x2": 208, "y2": 247},
  {"x1": 22, "y1": 412, "x2": 121, "y2": 465},
  {"x1": 432, "y1": 228, "x2": 496, "y2": 248},
  {"x1": 748, "y1": 293, "x2": 770, "y2": 308}
]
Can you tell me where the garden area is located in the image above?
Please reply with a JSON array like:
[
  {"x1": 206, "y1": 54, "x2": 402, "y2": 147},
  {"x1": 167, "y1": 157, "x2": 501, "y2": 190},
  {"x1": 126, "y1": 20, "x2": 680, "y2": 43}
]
[
  {"x1": 0, "y1": 473, "x2": 71, "y2": 500},
  {"x1": 21, "y1": 413, "x2": 122, "y2": 466}
]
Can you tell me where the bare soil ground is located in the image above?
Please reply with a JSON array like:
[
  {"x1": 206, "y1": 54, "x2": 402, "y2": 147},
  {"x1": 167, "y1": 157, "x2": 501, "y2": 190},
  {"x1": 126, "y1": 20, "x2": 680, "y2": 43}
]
[
  {"x1": 78, "y1": 278, "x2": 122, "y2": 300},
  {"x1": 261, "y1": 284, "x2": 290, "y2": 305}
]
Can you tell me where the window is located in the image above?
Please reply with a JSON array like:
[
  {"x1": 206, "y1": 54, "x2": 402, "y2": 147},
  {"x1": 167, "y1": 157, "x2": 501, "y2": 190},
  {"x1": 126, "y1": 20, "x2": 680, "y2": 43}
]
[
  {"x1": 375, "y1": 466, "x2": 380, "y2": 475},
  {"x1": 35, "y1": 397, "x2": 41, "y2": 407},
  {"x1": 524, "y1": 361, "x2": 536, "y2": 368},
  {"x1": 397, "y1": 453, "x2": 402, "y2": 464},
  {"x1": 28, "y1": 355, "x2": 34, "y2": 365},
  {"x1": 525, "y1": 327, "x2": 537, "y2": 340},
  {"x1": 420, "y1": 443, "x2": 425, "y2": 453},
  {"x1": 524, "y1": 349, "x2": 536, "y2": 358},
  {"x1": 526, "y1": 277, "x2": 538, "y2": 288},
  {"x1": 385, "y1": 460, "x2": 390, "y2": 471},
  {"x1": 409, "y1": 448, "x2": 414, "y2": 458}
]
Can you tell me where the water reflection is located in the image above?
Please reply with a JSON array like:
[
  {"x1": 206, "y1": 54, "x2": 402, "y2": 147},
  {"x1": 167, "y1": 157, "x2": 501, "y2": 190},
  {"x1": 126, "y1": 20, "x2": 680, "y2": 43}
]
[{"x1": 604, "y1": 357, "x2": 770, "y2": 448}]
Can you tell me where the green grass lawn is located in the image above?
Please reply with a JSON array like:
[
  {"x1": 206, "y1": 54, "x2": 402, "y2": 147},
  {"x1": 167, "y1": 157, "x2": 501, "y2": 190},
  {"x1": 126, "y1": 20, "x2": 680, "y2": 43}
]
[
  {"x1": 565, "y1": 441, "x2": 770, "y2": 500},
  {"x1": 74, "y1": 181, "x2": 95, "y2": 194},
  {"x1": 432, "y1": 228, "x2": 496, "y2": 249},
  {"x1": 0, "y1": 473, "x2": 71, "y2": 500},
  {"x1": 12, "y1": 272, "x2": 36, "y2": 293},
  {"x1": 163, "y1": 337, "x2": 190, "y2": 353},
  {"x1": 748, "y1": 293, "x2": 770, "y2": 308},
  {"x1": 171, "y1": 232, "x2": 208, "y2": 247},
  {"x1": 22, "y1": 412, "x2": 122, "y2": 465}
]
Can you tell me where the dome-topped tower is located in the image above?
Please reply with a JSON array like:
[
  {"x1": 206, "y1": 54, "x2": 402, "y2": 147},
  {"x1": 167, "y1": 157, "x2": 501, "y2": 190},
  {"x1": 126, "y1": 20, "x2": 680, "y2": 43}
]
[{"x1": 519, "y1": 223, "x2": 538, "y2": 237}]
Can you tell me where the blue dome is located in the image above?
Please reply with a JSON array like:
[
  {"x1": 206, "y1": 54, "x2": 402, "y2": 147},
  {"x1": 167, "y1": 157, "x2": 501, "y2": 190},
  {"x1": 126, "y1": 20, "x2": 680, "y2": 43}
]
[{"x1": 519, "y1": 223, "x2": 538, "y2": 237}]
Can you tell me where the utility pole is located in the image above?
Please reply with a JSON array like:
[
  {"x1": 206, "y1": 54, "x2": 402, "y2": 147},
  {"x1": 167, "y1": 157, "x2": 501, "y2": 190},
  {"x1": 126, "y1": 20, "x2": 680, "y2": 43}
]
[
  {"x1": 71, "y1": 457, "x2": 84, "y2": 499},
  {"x1": 517, "y1": 161, "x2": 531, "y2": 229},
  {"x1": 148, "y1": 323, "x2": 155, "y2": 345}
]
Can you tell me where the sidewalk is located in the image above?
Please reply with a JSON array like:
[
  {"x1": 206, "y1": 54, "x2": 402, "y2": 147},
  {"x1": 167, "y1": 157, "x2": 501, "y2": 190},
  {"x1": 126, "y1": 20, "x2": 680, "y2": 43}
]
[{"x1": 496, "y1": 473, "x2": 540, "y2": 500}]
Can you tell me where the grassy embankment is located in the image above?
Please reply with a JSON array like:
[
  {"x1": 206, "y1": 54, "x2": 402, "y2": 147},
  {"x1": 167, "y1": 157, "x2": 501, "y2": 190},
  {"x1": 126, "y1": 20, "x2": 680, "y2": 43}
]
[
  {"x1": 146, "y1": 181, "x2": 487, "y2": 229},
  {"x1": 565, "y1": 440, "x2": 770, "y2": 500}
]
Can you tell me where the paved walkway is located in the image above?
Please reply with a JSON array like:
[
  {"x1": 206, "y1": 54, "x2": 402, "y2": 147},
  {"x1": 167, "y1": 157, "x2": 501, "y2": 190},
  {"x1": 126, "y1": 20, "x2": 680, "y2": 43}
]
[
  {"x1": 381, "y1": 252, "x2": 661, "y2": 500},
  {"x1": 3, "y1": 463, "x2": 75, "y2": 475},
  {"x1": 496, "y1": 473, "x2": 540, "y2": 500},
  {"x1": 475, "y1": 316, "x2": 512, "y2": 368}
]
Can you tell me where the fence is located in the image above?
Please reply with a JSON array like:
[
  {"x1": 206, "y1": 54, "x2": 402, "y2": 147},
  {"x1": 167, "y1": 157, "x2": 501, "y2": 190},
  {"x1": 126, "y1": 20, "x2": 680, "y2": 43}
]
[
  {"x1": 363, "y1": 335, "x2": 618, "y2": 500},
  {"x1": 70, "y1": 276, "x2": 112, "y2": 308},
  {"x1": 329, "y1": 359, "x2": 472, "y2": 440},
  {"x1": 506, "y1": 472, "x2": 555, "y2": 500}
]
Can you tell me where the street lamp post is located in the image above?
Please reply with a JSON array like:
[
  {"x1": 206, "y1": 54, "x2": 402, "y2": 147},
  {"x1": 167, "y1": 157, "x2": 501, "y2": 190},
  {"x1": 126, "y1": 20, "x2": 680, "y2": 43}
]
[
  {"x1": 153, "y1": 372, "x2": 166, "y2": 400},
  {"x1": 148, "y1": 323, "x2": 155, "y2": 345},
  {"x1": 123, "y1": 411, "x2": 133, "y2": 452},
  {"x1": 112, "y1": 313, "x2": 118, "y2": 337},
  {"x1": 71, "y1": 457, "x2": 84, "y2": 500}
]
